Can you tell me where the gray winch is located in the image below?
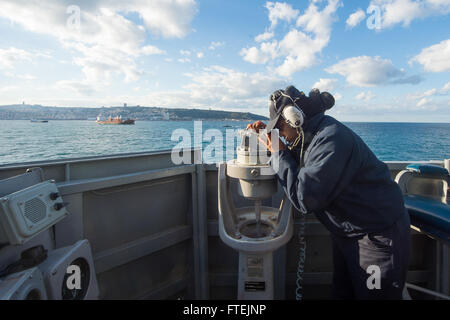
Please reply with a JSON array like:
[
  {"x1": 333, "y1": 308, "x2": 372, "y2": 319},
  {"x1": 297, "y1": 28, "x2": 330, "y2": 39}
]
[{"x1": 218, "y1": 129, "x2": 294, "y2": 300}]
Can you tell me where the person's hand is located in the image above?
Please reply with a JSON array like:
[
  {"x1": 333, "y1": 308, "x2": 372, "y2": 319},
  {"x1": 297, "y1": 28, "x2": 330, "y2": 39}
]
[
  {"x1": 258, "y1": 132, "x2": 286, "y2": 153},
  {"x1": 247, "y1": 121, "x2": 266, "y2": 133}
]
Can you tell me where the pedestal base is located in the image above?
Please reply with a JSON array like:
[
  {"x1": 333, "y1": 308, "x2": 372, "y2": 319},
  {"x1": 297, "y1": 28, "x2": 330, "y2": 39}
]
[{"x1": 238, "y1": 252, "x2": 274, "y2": 300}]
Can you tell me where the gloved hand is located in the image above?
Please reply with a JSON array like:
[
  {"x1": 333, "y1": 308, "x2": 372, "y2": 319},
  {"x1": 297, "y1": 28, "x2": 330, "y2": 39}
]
[{"x1": 246, "y1": 120, "x2": 266, "y2": 133}]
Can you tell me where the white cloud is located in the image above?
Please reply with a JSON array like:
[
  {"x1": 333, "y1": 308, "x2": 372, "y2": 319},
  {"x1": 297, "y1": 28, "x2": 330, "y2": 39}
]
[
  {"x1": 312, "y1": 78, "x2": 338, "y2": 92},
  {"x1": 326, "y1": 56, "x2": 421, "y2": 87},
  {"x1": 441, "y1": 82, "x2": 450, "y2": 94},
  {"x1": 180, "y1": 50, "x2": 191, "y2": 56},
  {"x1": 141, "y1": 45, "x2": 166, "y2": 56},
  {"x1": 407, "y1": 88, "x2": 436, "y2": 100},
  {"x1": 411, "y1": 39, "x2": 450, "y2": 72},
  {"x1": 276, "y1": 0, "x2": 342, "y2": 77},
  {"x1": 127, "y1": 0, "x2": 198, "y2": 38},
  {"x1": 423, "y1": 88, "x2": 437, "y2": 96},
  {"x1": 405, "y1": 86, "x2": 450, "y2": 110},
  {"x1": 66, "y1": 42, "x2": 143, "y2": 83},
  {"x1": 369, "y1": 0, "x2": 450, "y2": 28},
  {"x1": 337, "y1": 91, "x2": 450, "y2": 117},
  {"x1": 265, "y1": 2, "x2": 299, "y2": 29},
  {"x1": 197, "y1": 52, "x2": 204, "y2": 58},
  {"x1": 144, "y1": 66, "x2": 288, "y2": 111},
  {"x1": 355, "y1": 91, "x2": 376, "y2": 101},
  {"x1": 178, "y1": 58, "x2": 191, "y2": 63},
  {"x1": 241, "y1": 41, "x2": 278, "y2": 64},
  {"x1": 0, "y1": 0, "x2": 197, "y2": 83},
  {"x1": 209, "y1": 41, "x2": 225, "y2": 50},
  {"x1": 185, "y1": 66, "x2": 287, "y2": 100},
  {"x1": 346, "y1": 9, "x2": 366, "y2": 29},
  {"x1": 275, "y1": 29, "x2": 322, "y2": 76},
  {"x1": 416, "y1": 97, "x2": 429, "y2": 107},
  {"x1": 0, "y1": 47, "x2": 33, "y2": 69},
  {"x1": 241, "y1": 0, "x2": 342, "y2": 77},
  {"x1": 55, "y1": 80, "x2": 97, "y2": 96},
  {"x1": 255, "y1": 31, "x2": 274, "y2": 42},
  {"x1": 296, "y1": 0, "x2": 341, "y2": 37},
  {"x1": 4, "y1": 72, "x2": 36, "y2": 80},
  {"x1": 0, "y1": 86, "x2": 19, "y2": 94}
]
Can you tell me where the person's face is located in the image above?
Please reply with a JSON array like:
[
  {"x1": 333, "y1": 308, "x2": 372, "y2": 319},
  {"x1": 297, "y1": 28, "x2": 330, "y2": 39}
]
[{"x1": 276, "y1": 119, "x2": 298, "y2": 143}]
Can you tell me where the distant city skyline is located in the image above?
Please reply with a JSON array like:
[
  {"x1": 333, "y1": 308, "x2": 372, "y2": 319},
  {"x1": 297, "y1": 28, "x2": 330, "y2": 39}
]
[{"x1": 0, "y1": 0, "x2": 449, "y2": 122}]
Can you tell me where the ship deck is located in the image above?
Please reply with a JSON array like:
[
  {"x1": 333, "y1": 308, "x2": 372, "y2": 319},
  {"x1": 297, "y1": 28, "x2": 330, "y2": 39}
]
[{"x1": 0, "y1": 149, "x2": 448, "y2": 299}]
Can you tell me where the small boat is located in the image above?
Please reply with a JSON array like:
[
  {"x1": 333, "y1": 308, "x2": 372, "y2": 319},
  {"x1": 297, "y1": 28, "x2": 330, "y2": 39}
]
[
  {"x1": 30, "y1": 120, "x2": 48, "y2": 123},
  {"x1": 96, "y1": 115, "x2": 135, "y2": 125}
]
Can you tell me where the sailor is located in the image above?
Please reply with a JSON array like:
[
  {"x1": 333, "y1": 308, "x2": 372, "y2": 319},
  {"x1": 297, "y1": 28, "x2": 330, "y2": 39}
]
[{"x1": 248, "y1": 85, "x2": 411, "y2": 300}]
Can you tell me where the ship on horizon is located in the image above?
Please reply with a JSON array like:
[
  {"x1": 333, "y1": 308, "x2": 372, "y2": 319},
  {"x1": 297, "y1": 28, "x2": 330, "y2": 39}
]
[{"x1": 96, "y1": 115, "x2": 135, "y2": 125}]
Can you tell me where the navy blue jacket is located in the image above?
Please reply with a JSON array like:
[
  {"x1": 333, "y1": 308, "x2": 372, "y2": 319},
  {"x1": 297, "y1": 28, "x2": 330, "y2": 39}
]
[{"x1": 272, "y1": 112, "x2": 406, "y2": 237}]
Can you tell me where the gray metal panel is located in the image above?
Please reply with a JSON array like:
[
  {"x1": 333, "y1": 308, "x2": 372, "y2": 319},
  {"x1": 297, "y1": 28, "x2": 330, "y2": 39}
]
[
  {"x1": 0, "y1": 168, "x2": 44, "y2": 197},
  {"x1": 0, "y1": 164, "x2": 66, "y2": 183},
  {"x1": 54, "y1": 193, "x2": 84, "y2": 248},
  {"x1": 96, "y1": 240, "x2": 191, "y2": 300},
  {"x1": 68, "y1": 152, "x2": 184, "y2": 181},
  {"x1": 94, "y1": 225, "x2": 192, "y2": 274},
  {"x1": 58, "y1": 165, "x2": 195, "y2": 195},
  {"x1": 0, "y1": 149, "x2": 198, "y2": 182},
  {"x1": 0, "y1": 149, "x2": 197, "y2": 170},
  {"x1": 83, "y1": 175, "x2": 191, "y2": 254}
]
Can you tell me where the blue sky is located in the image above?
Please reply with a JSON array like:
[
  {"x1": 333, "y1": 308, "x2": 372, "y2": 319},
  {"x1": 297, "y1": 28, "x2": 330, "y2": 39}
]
[{"x1": 0, "y1": 0, "x2": 449, "y2": 122}]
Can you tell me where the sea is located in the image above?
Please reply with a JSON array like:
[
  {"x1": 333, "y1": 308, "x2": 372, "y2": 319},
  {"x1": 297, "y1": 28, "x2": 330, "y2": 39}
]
[{"x1": 0, "y1": 120, "x2": 449, "y2": 166}]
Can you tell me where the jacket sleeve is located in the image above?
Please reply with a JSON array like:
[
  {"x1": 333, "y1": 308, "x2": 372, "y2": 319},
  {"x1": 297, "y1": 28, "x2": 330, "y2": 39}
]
[{"x1": 272, "y1": 131, "x2": 356, "y2": 214}]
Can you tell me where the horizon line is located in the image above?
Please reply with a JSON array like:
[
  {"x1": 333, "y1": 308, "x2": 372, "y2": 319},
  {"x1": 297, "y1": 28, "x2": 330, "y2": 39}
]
[{"x1": 1, "y1": 103, "x2": 449, "y2": 124}]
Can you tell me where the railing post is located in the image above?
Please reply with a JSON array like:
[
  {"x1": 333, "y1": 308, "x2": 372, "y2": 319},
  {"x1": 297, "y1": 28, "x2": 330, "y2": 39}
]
[
  {"x1": 442, "y1": 159, "x2": 449, "y2": 296},
  {"x1": 196, "y1": 164, "x2": 209, "y2": 299},
  {"x1": 190, "y1": 170, "x2": 200, "y2": 299},
  {"x1": 438, "y1": 159, "x2": 449, "y2": 296},
  {"x1": 65, "y1": 163, "x2": 70, "y2": 182},
  {"x1": 445, "y1": 159, "x2": 449, "y2": 201},
  {"x1": 442, "y1": 244, "x2": 449, "y2": 296}
]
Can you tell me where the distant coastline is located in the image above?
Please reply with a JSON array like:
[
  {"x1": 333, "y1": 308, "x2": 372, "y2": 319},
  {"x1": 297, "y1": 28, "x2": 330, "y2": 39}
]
[{"x1": 0, "y1": 104, "x2": 267, "y2": 121}]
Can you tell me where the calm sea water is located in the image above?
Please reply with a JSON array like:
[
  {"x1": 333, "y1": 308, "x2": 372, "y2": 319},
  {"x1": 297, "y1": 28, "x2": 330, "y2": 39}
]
[{"x1": 0, "y1": 120, "x2": 449, "y2": 165}]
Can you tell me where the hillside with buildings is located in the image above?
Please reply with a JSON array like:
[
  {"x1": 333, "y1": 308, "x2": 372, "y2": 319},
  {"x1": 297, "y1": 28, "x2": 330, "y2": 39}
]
[{"x1": 0, "y1": 104, "x2": 267, "y2": 121}]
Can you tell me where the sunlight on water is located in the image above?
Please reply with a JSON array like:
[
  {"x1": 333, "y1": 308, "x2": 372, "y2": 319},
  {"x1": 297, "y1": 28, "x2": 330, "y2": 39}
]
[{"x1": 0, "y1": 120, "x2": 449, "y2": 165}]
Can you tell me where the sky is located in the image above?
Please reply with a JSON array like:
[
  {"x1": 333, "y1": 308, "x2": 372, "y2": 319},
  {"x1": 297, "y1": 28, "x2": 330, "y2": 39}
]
[{"x1": 0, "y1": 0, "x2": 449, "y2": 122}]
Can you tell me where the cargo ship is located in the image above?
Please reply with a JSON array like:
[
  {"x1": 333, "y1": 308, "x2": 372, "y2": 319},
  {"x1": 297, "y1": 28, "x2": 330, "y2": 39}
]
[{"x1": 96, "y1": 115, "x2": 135, "y2": 125}]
